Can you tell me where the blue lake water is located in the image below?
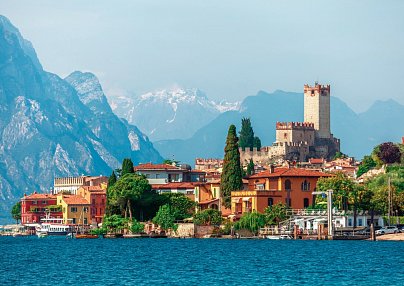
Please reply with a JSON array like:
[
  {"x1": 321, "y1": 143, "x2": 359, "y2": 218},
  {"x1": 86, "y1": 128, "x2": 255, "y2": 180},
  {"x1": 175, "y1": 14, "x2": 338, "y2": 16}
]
[{"x1": 0, "y1": 236, "x2": 403, "y2": 286}]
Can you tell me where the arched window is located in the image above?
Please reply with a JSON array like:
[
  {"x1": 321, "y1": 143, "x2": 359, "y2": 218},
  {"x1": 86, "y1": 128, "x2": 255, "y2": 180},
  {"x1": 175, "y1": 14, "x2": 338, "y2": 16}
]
[{"x1": 285, "y1": 179, "x2": 291, "y2": 190}]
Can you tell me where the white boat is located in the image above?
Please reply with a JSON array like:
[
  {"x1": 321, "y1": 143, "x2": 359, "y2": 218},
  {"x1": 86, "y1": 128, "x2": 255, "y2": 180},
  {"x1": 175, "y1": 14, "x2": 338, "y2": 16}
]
[
  {"x1": 266, "y1": 234, "x2": 293, "y2": 240},
  {"x1": 35, "y1": 212, "x2": 72, "y2": 237}
]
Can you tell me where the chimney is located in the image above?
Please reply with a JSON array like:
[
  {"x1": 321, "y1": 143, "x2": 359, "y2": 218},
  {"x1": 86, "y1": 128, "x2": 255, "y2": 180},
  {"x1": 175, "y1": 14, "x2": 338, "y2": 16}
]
[{"x1": 269, "y1": 165, "x2": 275, "y2": 173}]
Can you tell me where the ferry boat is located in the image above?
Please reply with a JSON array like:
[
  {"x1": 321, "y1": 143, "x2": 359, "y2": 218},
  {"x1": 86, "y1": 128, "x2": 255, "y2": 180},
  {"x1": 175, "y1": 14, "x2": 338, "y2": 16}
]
[{"x1": 35, "y1": 213, "x2": 73, "y2": 237}]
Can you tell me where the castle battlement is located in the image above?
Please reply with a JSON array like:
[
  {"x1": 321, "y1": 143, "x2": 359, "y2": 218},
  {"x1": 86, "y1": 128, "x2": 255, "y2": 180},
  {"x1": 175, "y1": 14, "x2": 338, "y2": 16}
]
[
  {"x1": 276, "y1": 121, "x2": 315, "y2": 130},
  {"x1": 304, "y1": 82, "x2": 330, "y2": 93}
]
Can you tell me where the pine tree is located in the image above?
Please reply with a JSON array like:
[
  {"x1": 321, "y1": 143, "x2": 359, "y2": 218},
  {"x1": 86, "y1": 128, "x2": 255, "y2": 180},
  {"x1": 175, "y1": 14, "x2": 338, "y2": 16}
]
[
  {"x1": 239, "y1": 118, "x2": 254, "y2": 150},
  {"x1": 121, "y1": 158, "x2": 134, "y2": 176},
  {"x1": 247, "y1": 158, "x2": 255, "y2": 176},
  {"x1": 253, "y1": 136, "x2": 261, "y2": 151},
  {"x1": 221, "y1": 124, "x2": 243, "y2": 208}
]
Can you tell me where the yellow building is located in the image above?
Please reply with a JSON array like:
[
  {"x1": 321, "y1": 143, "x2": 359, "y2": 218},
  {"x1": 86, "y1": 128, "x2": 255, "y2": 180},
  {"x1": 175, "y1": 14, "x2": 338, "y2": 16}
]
[{"x1": 57, "y1": 194, "x2": 91, "y2": 225}]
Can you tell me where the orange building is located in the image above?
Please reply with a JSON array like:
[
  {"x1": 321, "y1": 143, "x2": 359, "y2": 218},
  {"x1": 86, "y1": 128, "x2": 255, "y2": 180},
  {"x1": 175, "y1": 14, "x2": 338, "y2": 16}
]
[
  {"x1": 232, "y1": 166, "x2": 332, "y2": 215},
  {"x1": 77, "y1": 186, "x2": 107, "y2": 225}
]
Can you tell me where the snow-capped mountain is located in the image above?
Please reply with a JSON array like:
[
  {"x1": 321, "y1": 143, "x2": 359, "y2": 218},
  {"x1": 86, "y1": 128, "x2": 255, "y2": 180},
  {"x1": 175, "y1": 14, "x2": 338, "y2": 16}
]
[
  {"x1": 0, "y1": 16, "x2": 162, "y2": 223},
  {"x1": 107, "y1": 87, "x2": 240, "y2": 141}
]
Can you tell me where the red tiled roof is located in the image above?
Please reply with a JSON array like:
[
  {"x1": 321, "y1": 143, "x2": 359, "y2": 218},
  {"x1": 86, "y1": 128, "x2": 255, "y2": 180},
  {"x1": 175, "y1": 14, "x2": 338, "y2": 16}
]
[
  {"x1": 80, "y1": 186, "x2": 105, "y2": 192},
  {"x1": 22, "y1": 193, "x2": 56, "y2": 200},
  {"x1": 309, "y1": 158, "x2": 325, "y2": 164},
  {"x1": 134, "y1": 163, "x2": 180, "y2": 171},
  {"x1": 61, "y1": 195, "x2": 90, "y2": 205},
  {"x1": 250, "y1": 167, "x2": 332, "y2": 179}
]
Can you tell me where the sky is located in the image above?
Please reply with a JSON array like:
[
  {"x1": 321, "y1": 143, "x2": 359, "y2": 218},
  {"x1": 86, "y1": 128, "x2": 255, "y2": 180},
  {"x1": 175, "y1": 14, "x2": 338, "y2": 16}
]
[{"x1": 1, "y1": 0, "x2": 403, "y2": 112}]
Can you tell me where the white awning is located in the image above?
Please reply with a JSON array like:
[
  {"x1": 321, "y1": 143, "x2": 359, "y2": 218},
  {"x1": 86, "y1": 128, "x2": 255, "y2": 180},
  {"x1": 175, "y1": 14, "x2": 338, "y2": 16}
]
[
  {"x1": 232, "y1": 198, "x2": 241, "y2": 203},
  {"x1": 242, "y1": 197, "x2": 252, "y2": 202}
]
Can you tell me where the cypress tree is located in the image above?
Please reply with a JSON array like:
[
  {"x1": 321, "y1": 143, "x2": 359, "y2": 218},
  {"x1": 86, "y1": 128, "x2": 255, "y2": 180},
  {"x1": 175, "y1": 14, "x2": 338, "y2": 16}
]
[
  {"x1": 108, "y1": 171, "x2": 117, "y2": 189},
  {"x1": 253, "y1": 136, "x2": 261, "y2": 151},
  {"x1": 247, "y1": 158, "x2": 255, "y2": 176},
  {"x1": 221, "y1": 124, "x2": 243, "y2": 208},
  {"x1": 121, "y1": 158, "x2": 134, "y2": 176},
  {"x1": 239, "y1": 118, "x2": 254, "y2": 150}
]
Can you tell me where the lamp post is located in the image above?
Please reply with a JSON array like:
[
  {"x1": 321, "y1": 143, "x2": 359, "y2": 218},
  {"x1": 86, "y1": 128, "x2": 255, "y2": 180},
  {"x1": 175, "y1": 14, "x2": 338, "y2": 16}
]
[{"x1": 312, "y1": 189, "x2": 334, "y2": 238}]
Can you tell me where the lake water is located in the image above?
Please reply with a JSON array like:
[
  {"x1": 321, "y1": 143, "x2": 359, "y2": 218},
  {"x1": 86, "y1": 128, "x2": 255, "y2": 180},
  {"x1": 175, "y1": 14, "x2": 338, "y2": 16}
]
[{"x1": 0, "y1": 236, "x2": 403, "y2": 285}]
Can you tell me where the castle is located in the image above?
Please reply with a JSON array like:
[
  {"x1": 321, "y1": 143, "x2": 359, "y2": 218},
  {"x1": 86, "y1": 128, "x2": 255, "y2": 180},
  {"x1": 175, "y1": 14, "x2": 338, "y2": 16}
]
[{"x1": 240, "y1": 83, "x2": 340, "y2": 165}]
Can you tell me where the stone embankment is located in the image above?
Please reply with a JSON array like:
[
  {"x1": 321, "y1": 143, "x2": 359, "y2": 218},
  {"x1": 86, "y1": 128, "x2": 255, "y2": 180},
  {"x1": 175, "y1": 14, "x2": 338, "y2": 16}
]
[{"x1": 375, "y1": 233, "x2": 404, "y2": 241}]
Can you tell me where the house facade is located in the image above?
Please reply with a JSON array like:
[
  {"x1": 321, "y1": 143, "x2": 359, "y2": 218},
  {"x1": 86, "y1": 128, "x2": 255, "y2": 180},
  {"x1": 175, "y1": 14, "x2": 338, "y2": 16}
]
[
  {"x1": 77, "y1": 186, "x2": 107, "y2": 225},
  {"x1": 231, "y1": 167, "x2": 332, "y2": 215},
  {"x1": 57, "y1": 194, "x2": 91, "y2": 225},
  {"x1": 21, "y1": 192, "x2": 62, "y2": 224}
]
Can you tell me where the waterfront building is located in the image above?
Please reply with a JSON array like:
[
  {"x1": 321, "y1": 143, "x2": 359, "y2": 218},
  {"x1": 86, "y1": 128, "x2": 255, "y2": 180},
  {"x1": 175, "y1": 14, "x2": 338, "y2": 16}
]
[
  {"x1": 134, "y1": 163, "x2": 205, "y2": 185},
  {"x1": 53, "y1": 175, "x2": 108, "y2": 195},
  {"x1": 77, "y1": 186, "x2": 107, "y2": 225},
  {"x1": 57, "y1": 194, "x2": 91, "y2": 225},
  {"x1": 21, "y1": 192, "x2": 62, "y2": 224},
  {"x1": 231, "y1": 166, "x2": 331, "y2": 216}
]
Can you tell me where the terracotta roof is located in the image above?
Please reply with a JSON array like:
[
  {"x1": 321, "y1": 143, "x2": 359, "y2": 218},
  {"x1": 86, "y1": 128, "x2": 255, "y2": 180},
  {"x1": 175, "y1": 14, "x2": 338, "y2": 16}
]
[
  {"x1": 22, "y1": 193, "x2": 56, "y2": 200},
  {"x1": 134, "y1": 163, "x2": 181, "y2": 171},
  {"x1": 250, "y1": 167, "x2": 332, "y2": 179},
  {"x1": 309, "y1": 158, "x2": 325, "y2": 164},
  {"x1": 80, "y1": 186, "x2": 105, "y2": 192},
  {"x1": 152, "y1": 182, "x2": 196, "y2": 189},
  {"x1": 61, "y1": 195, "x2": 90, "y2": 205}
]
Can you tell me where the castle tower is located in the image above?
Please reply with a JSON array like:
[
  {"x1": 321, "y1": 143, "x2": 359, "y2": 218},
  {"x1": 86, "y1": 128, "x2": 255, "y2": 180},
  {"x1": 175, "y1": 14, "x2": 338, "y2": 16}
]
[{"x1": 304, "y1": 82, "x2": 331, "y2": 139}]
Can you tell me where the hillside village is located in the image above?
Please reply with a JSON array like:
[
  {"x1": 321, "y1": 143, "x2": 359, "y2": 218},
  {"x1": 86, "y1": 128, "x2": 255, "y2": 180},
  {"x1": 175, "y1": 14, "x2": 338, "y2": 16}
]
[{"x1": 5, "y1": 83, "x2": 404, "y2": 240}]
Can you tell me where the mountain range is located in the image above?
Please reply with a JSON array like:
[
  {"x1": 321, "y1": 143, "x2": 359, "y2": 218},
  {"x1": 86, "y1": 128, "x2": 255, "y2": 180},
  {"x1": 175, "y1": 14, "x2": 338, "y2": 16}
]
[
  {"x1": 107, "y1": 88, "x2": 240, "y2": 141},
  {"x1": 0, "y1": 16, "x2": 162, "y2": 223},
  {"x1": 154, "y1": 90, "x2": 404, "y2": 164}
]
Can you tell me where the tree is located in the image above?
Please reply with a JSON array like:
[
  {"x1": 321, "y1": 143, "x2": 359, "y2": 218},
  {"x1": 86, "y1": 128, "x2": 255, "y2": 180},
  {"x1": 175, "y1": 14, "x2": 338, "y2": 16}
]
[
  {"x1": 264, "y1": 203, "x2": 288, "y2": 225},
  {"x1": 103, "y1": 215, "x2": 128, "y2": 234},
  {"x1": 333, "y1": 151, "x2": 347, "y2": 160},
  {"x1": 11, "y1": 201, "x2": 21, "y2": 224},
  {"x1": 247, "y1": 158, "x2": 255, "y2": 176},
  {"x1": 130, "y1": 219, "x2": 145, "y2": 234},
  {"x1": 357, "y1": 155, "x2": 376, "y2": 178},
  {"x1": 108, "y1": 173, "x2": 151, "y2": 220},
  {"x1": 375, "y1": 142, "x2": 401, "y2": 165},
  {"x1": 108, "y1": 171, "x2": 117, "y2": 188},
  {"x1": 316, "y1": 172, "x2": 355, "y2": 211},
  {"x1": 221, "y1": 125, "x2": 243, "y2": 208},
  {"x1": 194, "y1": 209, "x2": 222, "y2": 226},
  {"x1": 163, "y1": 159, "x2": 179, "y2": 166},
  {"x1": 105, "y1": 170, "x2": 118, "y2": 216},
  {"x1": 152, "y1": 204, "x2": 177, "y2": 231},
  {"x1": 234, "y1": 211, "x2": 267, "y2": 235},
  {"x1": 160, "y1": 193, "x2": 196, "y2": 220},
  {"x1": 253, "y1": 136, "x2": 261, "y2": 151},
  {"x1": 121, "y1": 158, "x2": 135, "y2": 176},
  {"x1": 239, "y1": 118, "x2": 254, "y2": 150}
]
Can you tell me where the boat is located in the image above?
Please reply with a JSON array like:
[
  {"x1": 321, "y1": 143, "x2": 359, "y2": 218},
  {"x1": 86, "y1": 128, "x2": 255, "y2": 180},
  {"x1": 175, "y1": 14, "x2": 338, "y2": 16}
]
[
  {"x1": 266, "y1": 234, "x2": 293, "y2": 240},
  {"x1": 35, "y1": 211, "x2": 73, "y2": 237},
  {"x1": 75, "y1": 234, "x2": 99, "y2": 239}
]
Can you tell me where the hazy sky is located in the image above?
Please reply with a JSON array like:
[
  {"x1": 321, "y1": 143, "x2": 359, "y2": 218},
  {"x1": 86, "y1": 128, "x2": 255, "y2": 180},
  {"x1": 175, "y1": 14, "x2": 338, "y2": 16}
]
[{"x1": 1, "y1": 0, "x2": 403, "y2": 112}]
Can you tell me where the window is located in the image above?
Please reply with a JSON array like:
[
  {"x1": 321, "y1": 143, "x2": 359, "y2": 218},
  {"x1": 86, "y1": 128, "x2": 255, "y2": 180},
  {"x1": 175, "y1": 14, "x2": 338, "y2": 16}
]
[
  {"x1": 83, "y1": 207, "x2": 88, "y2": 213},
  {"x1": 155, "y1": 174, "x2": 160, "y2": 179},
  {"x1": 42, "y1": 201, "x2": 47, "y2": 204},
  {"x1": 72, "y1": 218, "x2": 76, "y2": 224},
  {"x1": 32, "y1": 201, "x2": 37, "y2": 205},
  {"x1": 71, "y1": 207, "x2": 77, "y2": 213},
  {"x1": 84, "y1": 218, "x2": 88, "y2": 225},
  {"x1": 304, "y1": 198, "x2": 309, "y2": 208},
  {"x1": 285, "y1": 180, "x2": 291, "y2": 190},
  {"x1": 268, "y1": 198, "x2": 273, "y2": 207},
  {"x1": 358, "y1": 218, "x2": 363, "y2": 226},
  {"x1": 301, "y1": 180, "x2": 310, "y2": 191},
  {"x1": 348, "y1": 218, "x2": 353, "y2": 227}
]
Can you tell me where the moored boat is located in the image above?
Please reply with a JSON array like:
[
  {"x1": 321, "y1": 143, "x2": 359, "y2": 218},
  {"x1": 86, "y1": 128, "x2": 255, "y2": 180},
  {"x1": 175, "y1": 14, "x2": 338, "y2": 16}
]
[
  {"x1": 75, "y1": 234, "x2": 99, "y2": 239},
  {"x1": 35, "y1": 212, "x2": 73, "y2": 237}
]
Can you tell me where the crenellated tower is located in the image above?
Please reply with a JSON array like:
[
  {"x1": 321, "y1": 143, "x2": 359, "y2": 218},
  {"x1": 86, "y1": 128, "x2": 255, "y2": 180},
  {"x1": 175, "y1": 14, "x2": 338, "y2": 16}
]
[{"x1": 304, "y1": 82, "x2": 331, "y2": 139}]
